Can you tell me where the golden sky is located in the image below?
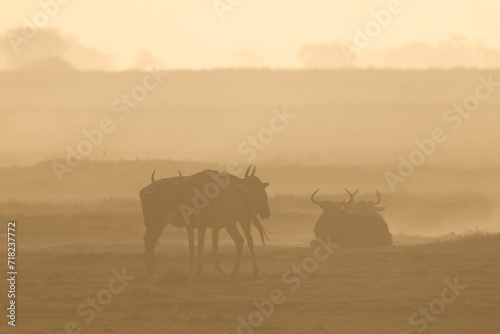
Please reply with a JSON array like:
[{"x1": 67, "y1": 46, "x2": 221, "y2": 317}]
[{"x1": 0, "y1": 0, "x2": 497, "y2": 69}]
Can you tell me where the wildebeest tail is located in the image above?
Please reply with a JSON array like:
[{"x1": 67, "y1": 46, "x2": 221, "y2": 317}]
[{"x1": 252, "y1": 215, "x2": 269, "y2": 246}]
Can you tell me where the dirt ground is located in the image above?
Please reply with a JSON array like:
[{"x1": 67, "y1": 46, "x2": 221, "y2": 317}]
[{"x1": 3, "y1": 229, "x2": 499, "y2": 334}]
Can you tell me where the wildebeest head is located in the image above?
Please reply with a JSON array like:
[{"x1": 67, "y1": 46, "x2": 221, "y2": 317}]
[
  {"x1": 340, "y1": 188, "x2": 386, "y2": 216},
  {"x1": 310, "y1": 189, "x2": 348, "y2": 241},
  {"x1": 244, "y1": 165, "x2": 271, "y2": 219}
]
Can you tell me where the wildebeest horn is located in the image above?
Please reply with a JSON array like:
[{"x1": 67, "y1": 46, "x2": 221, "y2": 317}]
[
  {"x1": 251, "y1": 166, "x2": 256, "y2": 177},
  {"x1": 311, "y1": 189, "x2": 323, "y2": 208},
  {"x1": 151, "y1": 169, "x2": 157, "y2": 184},
  {"x1": 374, "y1": 190, "x2": 381, "y2": 205},
  {"x1": 178, "y1": 169, "x2": 183, "y2": 177},
  {"x1": 245, "y1": 165, "x2": 252, "y2": 178},
  {"x1": 344, "y1": 188, "x2": 358, "y2": 203}
]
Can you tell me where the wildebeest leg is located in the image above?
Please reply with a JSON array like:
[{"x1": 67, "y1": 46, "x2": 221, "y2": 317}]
[
  {"x1": 196, "y1": 227, "x2": 206, "y2": 274},
  {"x1": 144, "y1": 223, "x2": 166, "y2": 273},
  {"x1": 226, "y1": 223, "x2": 244, "y2": 275},
  {"x1": 212, "y1": 228, "x2": 224, "y2": 273},
  {"x1": 240, "y1": 217, "x2": 259, "y2": 275},
  {"x1": 187, "y1": 226, "x2": 195, "y2": 270}
]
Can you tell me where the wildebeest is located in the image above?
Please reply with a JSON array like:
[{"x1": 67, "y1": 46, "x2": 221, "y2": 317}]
[
  {"x1": 341, "y1": 189, "x2": 386, "y2": 217},
  {"x1": 210, "y1": 165, "x2": 270, "y2": 273},
  {"x1": 158, "y1": 166, "x2": 270, "y2": 273},
  {"x1": 140, "y1": 171, "x2": 185, "y2": 272},
  {"x1": 140, "y1": 169, "x2": 268, "y2": 274},
  {"x1": 311, "y1": 189, "x2": 392, "y2": 246}
]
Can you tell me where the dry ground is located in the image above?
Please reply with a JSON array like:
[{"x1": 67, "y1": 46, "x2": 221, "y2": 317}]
[{"x1": 1, "y1": 197, "x2": 499, "y2": 333}]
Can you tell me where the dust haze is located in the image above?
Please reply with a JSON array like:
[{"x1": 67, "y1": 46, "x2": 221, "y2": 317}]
[{"x1": 0, "y1": 1, "x2": 499, "y2": 334}]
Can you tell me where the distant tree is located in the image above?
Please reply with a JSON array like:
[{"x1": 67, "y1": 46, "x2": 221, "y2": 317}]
[{"x1": 0, "y1": 27, "x2": 113, "y2": 71}]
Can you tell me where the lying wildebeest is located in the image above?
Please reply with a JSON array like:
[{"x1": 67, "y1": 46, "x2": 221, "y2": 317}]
[
  {"x1": 311, "y1": 189, "x2": 392, "y2": 246},
  {"x1": 342, "y1": 188, "x2": 386, "y2": 217},
  {"x1": 140, "y1": 169, "x2": 268, "y2": 274}
]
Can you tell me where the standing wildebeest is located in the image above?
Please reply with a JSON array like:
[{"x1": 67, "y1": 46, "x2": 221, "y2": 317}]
[
  {"x1": 140, "y1": 171, "x2": 186, "y2": 272},
  {"x1": 140, "y1": 169, "x2": 268, "y2": 274},
  {"x1": 169, "y1": 165, "x2": 270, "y2": 273},
  {"x1": 311, "y1": 189, "x2": 392, "y2": 246},
  {"x1": 210, "y1": 165, "x2": 270, "y2": 273},
  {"x1": 341, "y1": 189, "x2": 386, "y2": 217}
]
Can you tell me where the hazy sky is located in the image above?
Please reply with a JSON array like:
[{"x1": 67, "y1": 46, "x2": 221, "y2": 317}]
[{"x1": 0, "y1": 0, "x2": 498, "y2": 69}]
